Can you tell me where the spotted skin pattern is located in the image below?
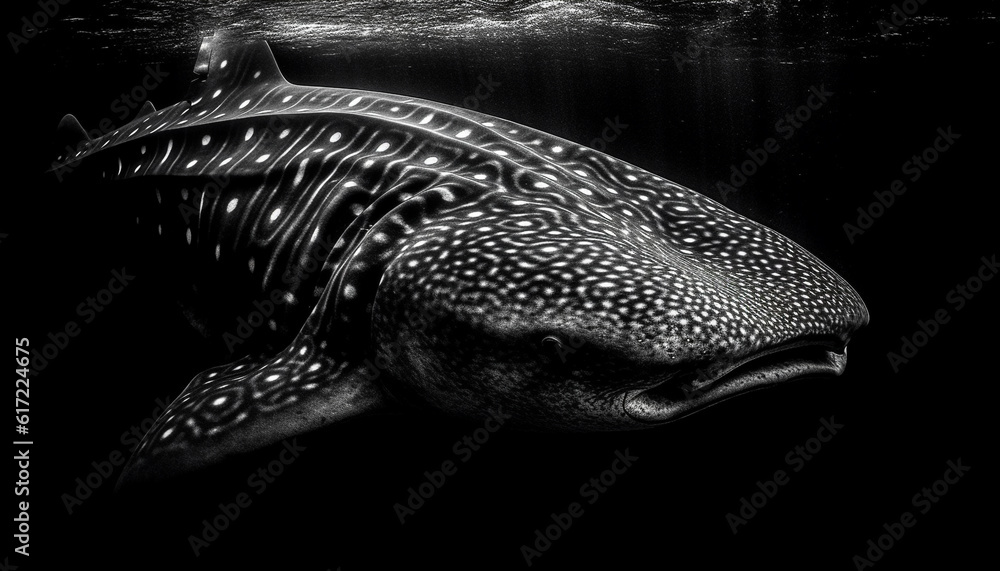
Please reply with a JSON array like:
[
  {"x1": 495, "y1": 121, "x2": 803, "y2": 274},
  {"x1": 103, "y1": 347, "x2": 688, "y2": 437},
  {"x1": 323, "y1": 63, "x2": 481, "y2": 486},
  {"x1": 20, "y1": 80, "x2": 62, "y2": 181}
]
[{"x1": 52, "y1": 36, "x2": 868, "y2": 483}]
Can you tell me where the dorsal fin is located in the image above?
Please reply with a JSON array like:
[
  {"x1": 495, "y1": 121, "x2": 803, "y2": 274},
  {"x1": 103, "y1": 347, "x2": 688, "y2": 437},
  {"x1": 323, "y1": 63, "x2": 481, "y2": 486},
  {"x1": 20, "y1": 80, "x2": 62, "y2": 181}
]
[
  {"x1": 136, "y1": 100, "x2": 156, "y2": 118},
  {"x1": 187, "y1": 33, "x2": 288, "y2": 102},
  {"x1": 54, "y1": 114, "x2": 90, "y2": 163}
]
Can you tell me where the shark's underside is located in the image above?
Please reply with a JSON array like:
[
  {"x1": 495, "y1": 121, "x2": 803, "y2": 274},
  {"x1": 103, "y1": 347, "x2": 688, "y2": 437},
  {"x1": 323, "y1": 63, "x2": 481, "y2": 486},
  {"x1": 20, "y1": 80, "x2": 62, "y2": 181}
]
[{"x1": 52, "y1": 35, "x2": 869, "y2": 485}]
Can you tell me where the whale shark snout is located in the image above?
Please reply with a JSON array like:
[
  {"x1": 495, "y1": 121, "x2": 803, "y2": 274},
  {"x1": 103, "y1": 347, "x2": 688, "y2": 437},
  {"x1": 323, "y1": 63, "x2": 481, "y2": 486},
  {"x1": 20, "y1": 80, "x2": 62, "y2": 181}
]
[{"x1": 618, "y1": 208, "x2": 870, "y2": 423}]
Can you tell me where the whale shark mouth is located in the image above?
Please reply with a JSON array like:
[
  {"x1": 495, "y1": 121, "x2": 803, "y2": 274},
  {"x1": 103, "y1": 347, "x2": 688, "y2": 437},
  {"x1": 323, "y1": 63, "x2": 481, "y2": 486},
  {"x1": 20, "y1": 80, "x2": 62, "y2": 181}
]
[{"x1": 624, "y1": 338, "x2": 848, "y2": 423}]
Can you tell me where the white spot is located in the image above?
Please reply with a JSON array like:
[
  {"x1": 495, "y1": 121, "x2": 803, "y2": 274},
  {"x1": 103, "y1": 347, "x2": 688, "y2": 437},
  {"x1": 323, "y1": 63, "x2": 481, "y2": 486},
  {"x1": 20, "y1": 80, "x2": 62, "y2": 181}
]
[
  {"x1": 215, "y1": 244, "x2": 221, "y2": 260},
  {"x1": 266, "y1": 374, "x2": 281, "y2": 382},
  {"x1": 473, "y1": 174, "x2": 487, "y2": 180},
  {"x1": 161, "y1": 428, "x2": 173, "y2": 439},
  {"x1": 626, "y1": 174, "x2": 638, "y2": 181},
  {"x1": 227, "y1": 198, "x2": 239, "y2": 213},
  {"x1": 308, "y1": 363, "x2": 321, "y2": 372},
  {"x1": 248, "y1": 258, "x2": 256, "y2": 272},
  {"x1": 186, "y1": 160, "x2": 198, "y2": 168},
  {"x1": 245, "y1": 127, "x2": 255, "y2": 141},
  {"x1": 534, "y1": 182, "x2": 549, "y2": 189},
  {"x1": 213, "y1": 89, "x2": 222, "y2": 99},
  {"x1": 343, "y1": 285, "x2": 356, "y2": 299},
  {"x1": 270, "y1": 208, "x2": 282, "y2": 222},
  {"x1": 279, "y1": 129, "x2": 290, "y2": 139},
  {"x1": 376, "y1": 142, "x2": 390, "y2": 152},
  {"x1": 330, "y1": 132, "x2": 342, "y2": 142},
  {"x1": 239, "y1": 99, "x2": 251, "y2": 109},
  {"x1": 349, "y1": 96, "x2": 363, "y2": 106},
  {"x1": 220, "y1": 60, "x2": 228, "y2": 68},
  {"x1": 211, "y1": 396, "x2": 227, "y2": 406},
  {"x1": 552, "y1": 145, "x2": 564, "y2": 153},
  {"x1": 467, "y1": 211, "x2": 484, "y2": 218},
  {"x1": 254, "y1": 70, "x2": 261, "y2": 78},
  {"x1": 220, "y1": 157, "x2": 233, "y2": 166},
  {"x1": 140, "y1": 145, "x2": 147, "y2": 155},
  {"x1": 299, "y1": 346, "x2": 308, "y2": 356},
  {"x1": 201, "y1": 135, "x2": 211, "y2": 146},
  {"x1": 160, "y1": 139, "x2": 173, "y2": 165},
  {"x1": 186, "y1": 228, "x2": 192, "y2": 244},
  {"x1": 541, "y1": 246, "x2": 558, "y2": 253},
  {"x1": 420, "y1": 114, "x2": 434, "y2": 125},
  {"x1": 283, "y1": 95, "x2": 293, "y2": 103},
  {"x1": 256, "y1": 154, "x2": 271, "y2": 163},
  {"x1": 456, "y1": 129, "x2": 471, "y2": 138},
  {"x1": 424, "y1": 156, "x2": 439, "y2": 165}
]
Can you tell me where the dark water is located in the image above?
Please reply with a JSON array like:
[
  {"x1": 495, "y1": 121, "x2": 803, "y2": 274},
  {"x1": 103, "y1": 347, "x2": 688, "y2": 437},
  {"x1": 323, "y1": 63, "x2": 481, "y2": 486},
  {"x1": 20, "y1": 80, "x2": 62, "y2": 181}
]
[{"x1": 5, "y1": 1, "x2": 997, "y2": 569}]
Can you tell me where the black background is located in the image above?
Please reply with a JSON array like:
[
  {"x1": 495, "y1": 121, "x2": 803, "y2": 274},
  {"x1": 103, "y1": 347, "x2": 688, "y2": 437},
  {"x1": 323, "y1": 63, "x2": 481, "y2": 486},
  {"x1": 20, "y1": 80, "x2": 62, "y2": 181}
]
[{"x1": 3, "y1": 1, "x2": 995, "y2": 569}]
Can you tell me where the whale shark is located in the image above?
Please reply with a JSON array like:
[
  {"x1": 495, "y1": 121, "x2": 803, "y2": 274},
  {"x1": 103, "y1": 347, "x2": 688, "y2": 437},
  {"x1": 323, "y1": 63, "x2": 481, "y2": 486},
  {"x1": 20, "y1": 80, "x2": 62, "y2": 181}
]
[{"x1": 51, "y1": 35, "x2": 868, "y2": 485}]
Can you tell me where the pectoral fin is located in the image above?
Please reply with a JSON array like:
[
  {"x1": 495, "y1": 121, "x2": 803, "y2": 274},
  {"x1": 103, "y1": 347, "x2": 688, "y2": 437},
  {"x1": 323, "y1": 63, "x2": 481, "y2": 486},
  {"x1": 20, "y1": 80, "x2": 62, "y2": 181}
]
[{"x1": 118, "y1": 333, "x2": 385, "y2": 486}]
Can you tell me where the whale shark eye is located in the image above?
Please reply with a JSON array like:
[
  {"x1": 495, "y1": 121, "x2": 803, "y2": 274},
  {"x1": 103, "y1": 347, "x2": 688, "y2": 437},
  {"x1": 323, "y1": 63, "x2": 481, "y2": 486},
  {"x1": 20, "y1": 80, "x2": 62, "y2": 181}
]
[
  {"x1": 541, "y1": 335, "x2": 563, "y2": 349},
  {"x1": 539, "y1": 335, "x2": 567, "y2": 362}
]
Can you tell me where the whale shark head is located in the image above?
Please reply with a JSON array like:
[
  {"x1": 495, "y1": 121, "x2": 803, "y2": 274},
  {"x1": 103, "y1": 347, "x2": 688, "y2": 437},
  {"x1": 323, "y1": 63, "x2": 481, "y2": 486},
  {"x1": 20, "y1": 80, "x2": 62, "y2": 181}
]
[{"x1": 373, "y1": 180, "x2": 868, "y2": 430}]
